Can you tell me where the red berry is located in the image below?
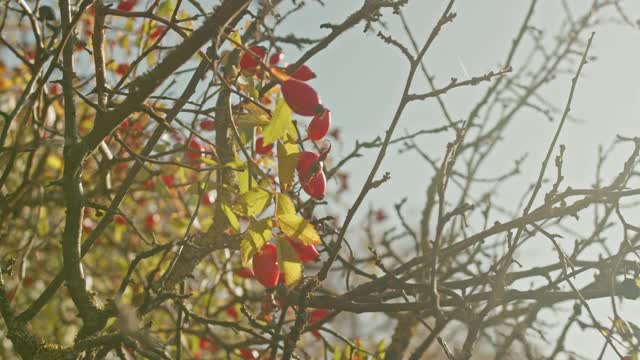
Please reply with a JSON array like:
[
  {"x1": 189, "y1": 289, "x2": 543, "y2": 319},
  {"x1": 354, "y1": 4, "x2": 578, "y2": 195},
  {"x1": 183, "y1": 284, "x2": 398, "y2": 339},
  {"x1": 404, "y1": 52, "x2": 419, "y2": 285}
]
[
  {"x1": 297, "y1": 151, "x2": 320, "y2": 178},
  {"x1": 269, "y1": 52, "x2": 284, "y2": 65},
  {"x1": 307, "y1": 109, "x2": 331, "y2": 141},
  {"x1": 375, "y1": 209, "x2": 388, "y2": 222},
  {"x1": 288, "y1": 64, "x2": 316, "y2": 81},
  {"x1": 308, "y1": 308, "x2": 330, "y2": 339},
  {"x1": 281, "y1": 79, "x2": 322, "y2": 116},
  {"x1": 305, "y1": 172, "x2": 326, "y2": 199},
  {"x1": 252, "y1": 244, "x2": 279, "y2": 288},
  {"x1": 297, "y1": 151, "x2": 326, "y2": 199},
  {"x1": 199, "y1": 337, "x2": 209, "y2": 349},
  {"x1": 117, "y1": 0, "x2": 137, "y2": 11},
  {"x1": 144, "y1": 179, "x2": 155, "y2": 189},
  {"x1": 239, "y1": 349, "x2": 258, "y2": 360},
  {"x1": 255, "y1": 137, "x2": 273, "y2": 155},
  {"x1": 149, "y1": 26, "x2": 166, "y2": 40},
  {"x1": 48, "y1": 84, "x2": 60, "y2": 96},
  {"x1": 225, "y1": 306, "x2": 239, "y2": 320},
  {"x1": 201, "y1": 191, "x2": 215, "y2": 206},
  {"x1": 239, "y1": 46, "x2": 266, "y2": 71},
  {"x1": 22, "y1": 277, "x2": 34, "y2": 287},
  {"x1": 287, "y1": 237, "x2": 319, "y2": 263},
  {"x1": 145, "y1": 214, "x2": 159, "y2": 231},
  {"x1": 161, "y1": 175, "x2": 174, "y2": 187},
  {"x1": 115, "y1": 215, "x2": 127, "y2": 225},
  {"x1": 116, "y1": 63, "x2": 129, "y2": 76},
  {"x1": 200, "y1": 119, "x2": 215, "y2": 131},
  {"x1": 234, "y1": 267, "x2": 255, "y2": 279},
  {"x1": 186, "y1": 138, "x2": 204, "y2": 161}
]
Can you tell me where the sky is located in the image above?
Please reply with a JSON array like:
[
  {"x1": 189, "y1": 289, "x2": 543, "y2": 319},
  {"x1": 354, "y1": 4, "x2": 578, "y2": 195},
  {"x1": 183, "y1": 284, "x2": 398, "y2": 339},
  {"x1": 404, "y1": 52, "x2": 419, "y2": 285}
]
[{"x1": 272, "y1": 0, "x2": 640, "y2": 358}]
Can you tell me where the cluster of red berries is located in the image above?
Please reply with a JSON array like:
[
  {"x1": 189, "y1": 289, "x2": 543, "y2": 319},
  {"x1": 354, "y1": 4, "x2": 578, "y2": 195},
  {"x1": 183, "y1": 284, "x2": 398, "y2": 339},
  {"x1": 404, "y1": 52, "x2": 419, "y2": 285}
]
[
  {"x1": 239, "y1": 45, "x2": 332, "y2": 200},
  {"x1": 242, "y1": 239, "x2": 320, "y2": 289}
]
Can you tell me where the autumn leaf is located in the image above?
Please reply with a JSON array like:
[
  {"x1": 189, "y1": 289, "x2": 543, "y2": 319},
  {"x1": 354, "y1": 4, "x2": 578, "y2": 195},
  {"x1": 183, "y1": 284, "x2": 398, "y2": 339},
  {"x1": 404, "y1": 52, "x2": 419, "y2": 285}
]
[
  {"x1": 262, "y1": 98, "x2": 292, "y2": 144},
  {"x1": 240, "y1": 218, "x2": 272, "y2": 265},
  {"x1": 276, "y1": 194, "x2": 320, "y2": 245},
  {"x1": 220, "y1": 202, "x2": 240, "y2": 233},
  {"x1": 277, "y1": 141, "x2": 299, "y2": 192},
  {"x1": 276, "y1": 193, "x2": 297, "y2": 215},
  {"x1": 240, "y1": 187, "x2": 272, "y2": 216},
  {"x1": 277, "y1": 236, "x2": 303, "y2": 286},
  {"x1": 228, "y1": 31, "x2": 242, "y2": 49}
]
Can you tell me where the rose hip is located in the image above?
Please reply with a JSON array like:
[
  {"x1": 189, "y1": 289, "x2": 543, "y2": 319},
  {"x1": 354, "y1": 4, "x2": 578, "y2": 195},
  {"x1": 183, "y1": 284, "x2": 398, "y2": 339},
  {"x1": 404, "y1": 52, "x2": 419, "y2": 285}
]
[
  {"x1": 252, "y1": 244, "x2": 279, "y2": 288},
  {"x1": 281, "y1": 79, "x2": 323, "y2": 116},
  {"x1": 307, "y1": 109, "x2": 331, "y2": 141}
]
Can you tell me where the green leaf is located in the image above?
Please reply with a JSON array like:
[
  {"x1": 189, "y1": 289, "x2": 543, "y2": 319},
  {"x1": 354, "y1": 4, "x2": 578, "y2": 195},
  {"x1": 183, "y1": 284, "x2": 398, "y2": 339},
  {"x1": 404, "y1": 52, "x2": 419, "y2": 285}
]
[
  {"x1": 277, "y1": 236, "x2": 303, "y2": 287},
  {"x1": 220, "y1": 202, "x2": 240, "y2": 233},
  {"x1": 277, "y1": 141, "x2": 299, "y2": 192},
  {"x1": 262, "y1": 98, "x2": 292, "y2": 144},
  {"x1": 240, "y1": 218, "x2": 272, "y2": 265}
]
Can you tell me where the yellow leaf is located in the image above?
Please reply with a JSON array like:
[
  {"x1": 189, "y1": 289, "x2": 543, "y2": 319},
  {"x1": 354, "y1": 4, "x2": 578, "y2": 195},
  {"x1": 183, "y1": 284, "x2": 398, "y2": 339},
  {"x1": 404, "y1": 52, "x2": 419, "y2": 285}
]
[
  {"x1": 119, "y1": 35, "x2": 129, "y2": 49},
  {"x1": 278, "y1": 214, "x2": 320, "y2": 245},
  {"x1": 220, "y1": 203, "x2": 240, "y2": 233},
  {"x1": 157, "y1": 0, "x2": 174, "y2": 17},
  {"x1": 229, "y1": 31, "x2": 242, "y2": 49},
  {"x1": 262, "y1": 98, "x2": 291, "y2": 144},
  {"x1": 37, "y1": 207, "x2": 49, "y2": 237},
  {"x1": 46, "y1": 154, "x2": 63, "y2": 171},
  {"x1": 276, "y1": 193, "x2": 296, "y2": 216},
  {"x1": 277, "y1": 236, "x2": 302, "y2": 287},
  {"x1": 286, "y1": 118, "x2": 300, "y2": 142},
  {"x1": 236, "y1": 102, "x2": 271, "y2": 127},
  {"x1": 245, "y1": 102, "x2": 269, "y2": 116},
  {"x1": 240, "y1": 218, "x2": 272, "y2": 265},
  {"x1": 170, "y1": 215, "x2": 190, "y2": 234},
  {"x1": 124, "y1": 18, "x2": 134, "y2": 32},
  {"x1": 199, "y1": 157, "x2": 219, "y2": 166},
  {"x1": 223, "y1": 159, "x2": 246, "y2": 171},
  {"x1": 237, "y1": 165, "x2": 249, "y2": 194},
  {"x1": 147, "y1": 51, "x2": 156, "y2": 67},
  {"x1": 241, "y1": 187, "x2": 272, "y2": 216},
  {"x1": 277, "y1": 141, "x2": 299, "y2": 192},
  {"x1": 236, "y1": 113, "x2": 270, "y2": 127},
  {"x1": 276, "y1": 194, "x2": 320, "y2": 245},
  {"x1": 114, "y1": 223, "x2": 124, "y2": 242}
]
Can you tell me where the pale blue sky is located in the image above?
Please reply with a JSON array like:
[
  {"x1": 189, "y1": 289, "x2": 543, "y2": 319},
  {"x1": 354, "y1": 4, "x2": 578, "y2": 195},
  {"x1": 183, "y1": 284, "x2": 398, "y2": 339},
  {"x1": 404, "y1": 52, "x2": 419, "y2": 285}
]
[{"x1": 274, "y1": 1, "x2": 640, "y2": 358}]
